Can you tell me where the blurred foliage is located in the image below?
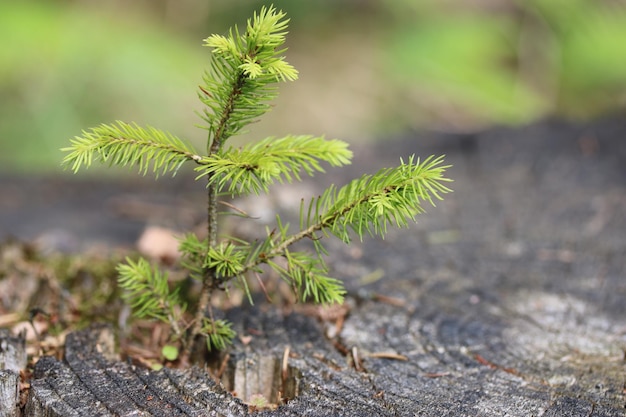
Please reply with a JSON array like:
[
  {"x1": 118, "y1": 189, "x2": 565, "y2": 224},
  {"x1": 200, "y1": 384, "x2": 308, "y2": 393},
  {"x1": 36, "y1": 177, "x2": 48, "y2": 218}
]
[
  {"x1": 384, "y1": 11, "x2": 545, "y2": 127},
  {"x1": 2, "y1": 0, "x2": 626, "y2": 172},
  {"x1": 382, "y1": 0, "x2": 626, "y2": 129},
  {"x1": 0, "y1": 1, "x2": 204, "y2": 173},
  {"x1": 527, "y1": 0, "x2": 626, "y2": 114}
]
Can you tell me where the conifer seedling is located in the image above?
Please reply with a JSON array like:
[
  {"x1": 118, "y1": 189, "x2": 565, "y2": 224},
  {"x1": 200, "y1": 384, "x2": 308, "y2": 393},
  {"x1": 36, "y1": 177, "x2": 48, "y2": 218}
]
[{"x1": 61, "y1": 5, "x2": 452, "y2": 359}]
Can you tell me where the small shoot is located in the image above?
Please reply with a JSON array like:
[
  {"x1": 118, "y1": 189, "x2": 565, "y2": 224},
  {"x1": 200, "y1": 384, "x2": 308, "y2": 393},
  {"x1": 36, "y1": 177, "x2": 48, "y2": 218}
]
[{"x1": 61, "y1": 5, "x2": 451, "y2": 360}]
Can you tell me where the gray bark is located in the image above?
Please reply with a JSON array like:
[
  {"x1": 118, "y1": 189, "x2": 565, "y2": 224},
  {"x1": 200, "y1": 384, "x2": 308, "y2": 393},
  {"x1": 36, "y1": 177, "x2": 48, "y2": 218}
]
[{"x1": 0, "y1": 329, "x2": 26, "y2": 417}]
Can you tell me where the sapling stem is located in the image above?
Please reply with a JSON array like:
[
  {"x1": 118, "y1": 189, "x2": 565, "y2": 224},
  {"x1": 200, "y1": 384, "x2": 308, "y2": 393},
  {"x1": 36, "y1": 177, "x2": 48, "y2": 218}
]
[
  {"x1": 187, "y1": 118, "x2": 233, "y2": 352},
  {"x1": 184, "y1": 171, "x2": 217, "y2": 353},
  {"x1": 187, "y1": 70, "x2": 248, "y2": 353}
]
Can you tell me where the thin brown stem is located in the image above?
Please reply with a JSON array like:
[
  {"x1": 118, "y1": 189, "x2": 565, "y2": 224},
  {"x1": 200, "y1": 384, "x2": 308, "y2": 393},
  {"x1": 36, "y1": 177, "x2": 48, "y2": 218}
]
[
  {"x1": 184, "y1": 165, "x2": 218, "y2": 356},
  {"x1": 185, "y1": 72, "x2": 247, "y2": 355}
]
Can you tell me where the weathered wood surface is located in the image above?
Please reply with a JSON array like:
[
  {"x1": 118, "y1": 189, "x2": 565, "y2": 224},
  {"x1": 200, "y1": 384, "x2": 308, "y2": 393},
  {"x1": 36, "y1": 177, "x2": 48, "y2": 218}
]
[
  {"x1": 24, "y1": 324, "x2": 249, "y2": 417},
  {"x1": 4, "y1": 117, "x2": 626, "y2": 415},
  {"x1": 0, "y1": 329, "x2": 26, "y2": 417}
]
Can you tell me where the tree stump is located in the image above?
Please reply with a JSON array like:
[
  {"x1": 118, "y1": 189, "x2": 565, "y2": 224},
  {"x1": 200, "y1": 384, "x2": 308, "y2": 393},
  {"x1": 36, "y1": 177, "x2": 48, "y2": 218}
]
[
  {"x1": 0, "y1": 329, "x2": 26, "y2": 417},
  {"x1": 4, "y1": 117, "x2": 626, "y2": 415}
]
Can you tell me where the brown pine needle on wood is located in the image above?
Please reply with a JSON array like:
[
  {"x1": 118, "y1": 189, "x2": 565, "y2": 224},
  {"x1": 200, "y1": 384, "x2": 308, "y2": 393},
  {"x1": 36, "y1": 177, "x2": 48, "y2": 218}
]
[{"x1": 367, "y1": 352, "x2": 409, "y2": 361}]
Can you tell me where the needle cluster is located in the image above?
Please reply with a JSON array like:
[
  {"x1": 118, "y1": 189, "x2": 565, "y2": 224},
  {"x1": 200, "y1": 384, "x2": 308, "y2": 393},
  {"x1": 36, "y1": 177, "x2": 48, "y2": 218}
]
[{"x1": 61, "y1": 5, "x2": 451, "y2": 357}]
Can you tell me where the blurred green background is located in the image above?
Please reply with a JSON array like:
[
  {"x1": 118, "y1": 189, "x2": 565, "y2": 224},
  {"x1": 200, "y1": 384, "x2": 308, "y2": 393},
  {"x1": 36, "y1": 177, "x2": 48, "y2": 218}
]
[{"x1": 2, "y1": 0, "x2": 626, "y2": 174}]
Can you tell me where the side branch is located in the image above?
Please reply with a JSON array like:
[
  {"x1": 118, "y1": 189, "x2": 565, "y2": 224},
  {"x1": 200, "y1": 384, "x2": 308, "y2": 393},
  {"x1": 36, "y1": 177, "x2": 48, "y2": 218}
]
[
  {"x1": 226, "y1": 155, "x2": 451, "y2": 280},
  {"x1": 61, "y1": 121, "x2": 201, "y2": 175}
]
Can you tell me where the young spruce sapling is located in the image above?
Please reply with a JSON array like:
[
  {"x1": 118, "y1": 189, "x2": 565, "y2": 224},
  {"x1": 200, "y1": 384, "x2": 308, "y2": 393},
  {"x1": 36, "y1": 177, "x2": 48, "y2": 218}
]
[{"x1": 61, "y1": 5, "x2": 452, "y2": 359}]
